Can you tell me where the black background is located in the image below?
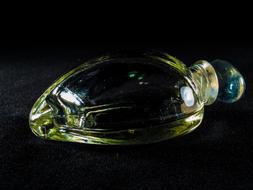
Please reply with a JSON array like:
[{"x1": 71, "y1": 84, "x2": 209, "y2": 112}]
[{"x1": 1, "y1": 5, "x2": 253, "y2": 190}]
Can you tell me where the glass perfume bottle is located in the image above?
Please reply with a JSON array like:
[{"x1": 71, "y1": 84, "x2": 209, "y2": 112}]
[{"x1": 29, "y1": 52, "x2": 245, "y2": 145}]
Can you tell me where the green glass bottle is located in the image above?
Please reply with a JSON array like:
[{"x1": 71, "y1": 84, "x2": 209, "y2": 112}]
[{"x1": 29, "y1": 52, "x2": 245, "y2": 145}]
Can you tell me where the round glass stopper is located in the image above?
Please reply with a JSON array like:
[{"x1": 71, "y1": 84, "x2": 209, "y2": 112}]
[{"x1": 211, "y1": 59, "x2": 246, "y2": 103}]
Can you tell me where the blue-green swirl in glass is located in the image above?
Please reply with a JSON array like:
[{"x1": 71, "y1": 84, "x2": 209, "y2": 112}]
[{"x1": 211, "y1": 59, "x2": 245, "y2": 103}]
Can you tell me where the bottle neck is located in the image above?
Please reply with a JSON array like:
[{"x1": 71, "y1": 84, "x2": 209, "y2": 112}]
[{"x1": 190, "y1": 60, "x2": 219, "y2": 105}]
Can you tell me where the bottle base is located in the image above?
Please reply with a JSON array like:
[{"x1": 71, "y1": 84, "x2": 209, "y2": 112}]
[{"x1": 30, "y1": 107, "x2": 204, "y2": 145}]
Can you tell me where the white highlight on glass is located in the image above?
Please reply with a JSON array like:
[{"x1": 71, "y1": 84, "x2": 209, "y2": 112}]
[
  {"x1": 180, "y1": 86, "x2": 195, "y2": 107},
  {"x1": 60, "y1": 89, "x2": 83, "y2": 106}
]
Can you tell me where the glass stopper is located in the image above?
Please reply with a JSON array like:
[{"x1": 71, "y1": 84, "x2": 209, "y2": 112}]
[{"x1": 210, "y1": 59, "x2": 246, "y2": 103}]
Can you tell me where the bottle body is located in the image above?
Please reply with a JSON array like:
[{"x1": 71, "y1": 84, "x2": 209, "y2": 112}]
[{"x1": 30, "y1": 53, "x2": 206, "y2": 144}]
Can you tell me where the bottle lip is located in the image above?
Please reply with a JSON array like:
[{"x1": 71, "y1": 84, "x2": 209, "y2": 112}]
[
  {"x1": 200, "y1": 60, "x2": 219, "y2": 105},
  {"x1": 191, "y1": 60, "x2": 219, "y2": 106}
]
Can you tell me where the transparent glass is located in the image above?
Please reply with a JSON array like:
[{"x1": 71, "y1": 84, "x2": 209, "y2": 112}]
[{"x1": 29, "y1": 52, "x2": 245, "y2": 145}]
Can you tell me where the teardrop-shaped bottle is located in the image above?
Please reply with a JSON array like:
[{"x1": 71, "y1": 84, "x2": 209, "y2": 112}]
[{"x1": 29, "y1": 52, "x2": 245, "y2": 145}]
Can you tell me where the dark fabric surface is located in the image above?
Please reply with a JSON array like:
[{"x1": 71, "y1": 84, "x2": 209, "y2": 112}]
[{"x1": 0, "y1": 45, "x2": 252, "y2": 189}]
